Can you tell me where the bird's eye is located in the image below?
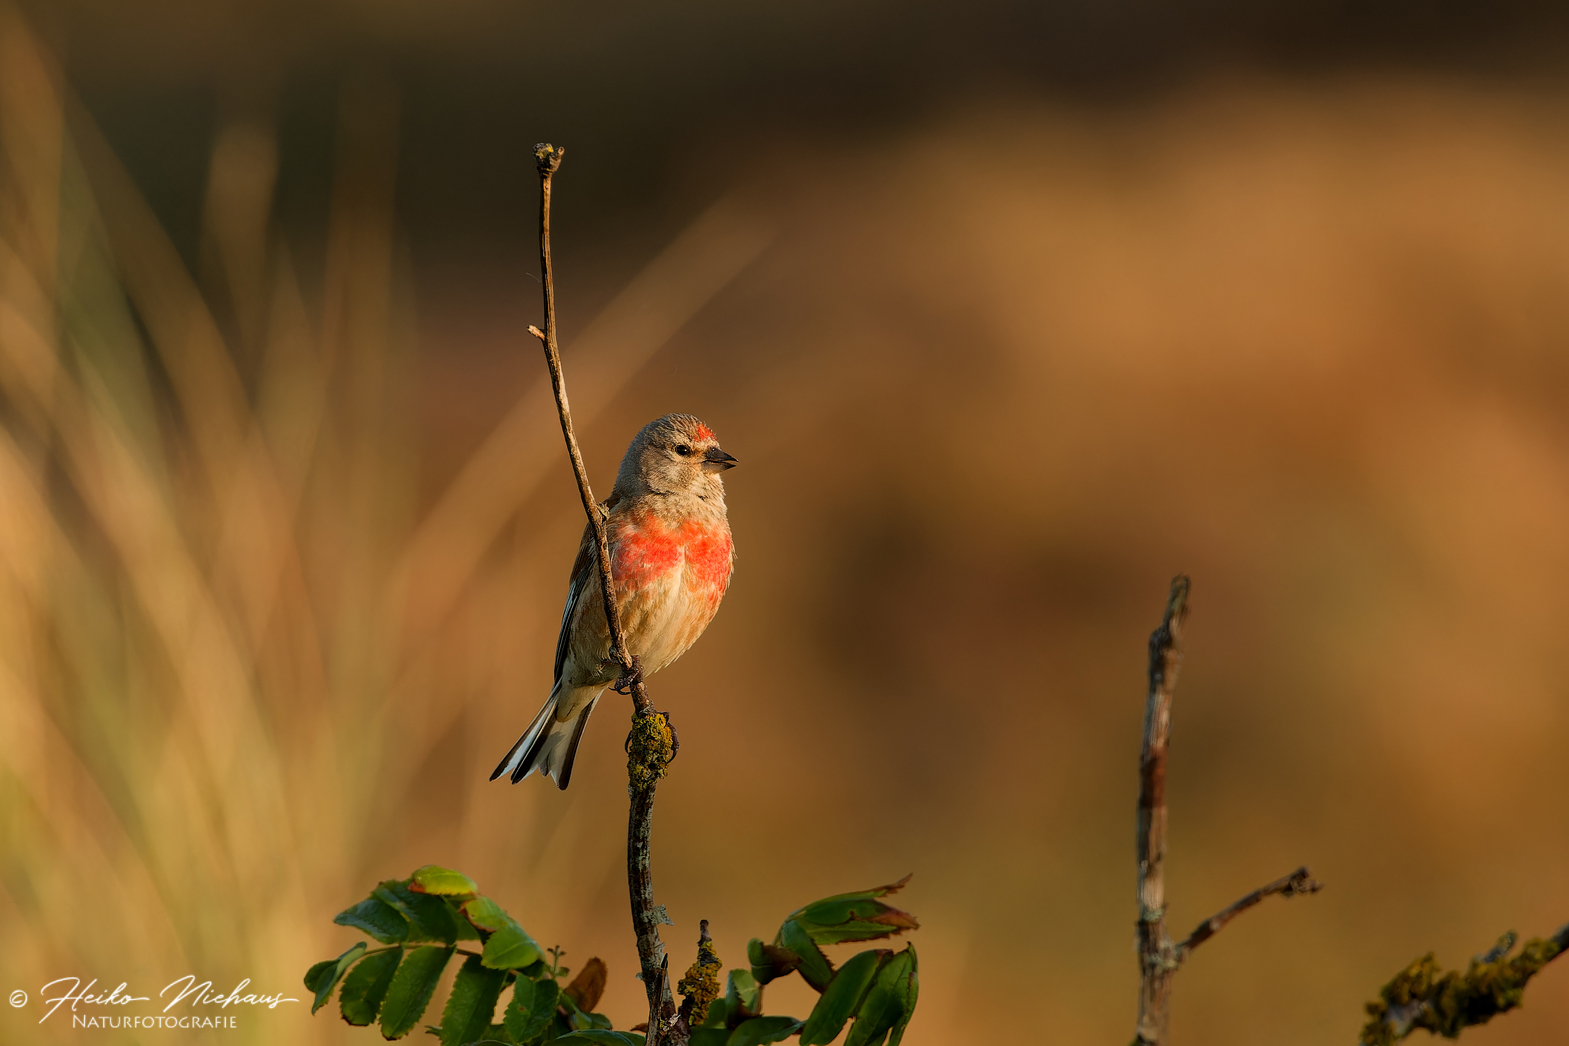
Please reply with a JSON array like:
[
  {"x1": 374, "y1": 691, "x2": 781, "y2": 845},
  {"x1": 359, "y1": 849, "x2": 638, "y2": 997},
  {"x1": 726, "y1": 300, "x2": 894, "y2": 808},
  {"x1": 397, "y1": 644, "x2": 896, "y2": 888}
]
[{"x1": 675, "y1": 445, "x2": 692, "y2": 456}]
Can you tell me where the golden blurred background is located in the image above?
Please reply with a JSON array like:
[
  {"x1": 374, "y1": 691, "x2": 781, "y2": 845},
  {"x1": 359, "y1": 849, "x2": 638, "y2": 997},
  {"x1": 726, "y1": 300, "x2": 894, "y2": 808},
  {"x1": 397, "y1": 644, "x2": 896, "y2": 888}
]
[{"x1": 3, "y1": 1, "x2": 1569, "y2": 1043}]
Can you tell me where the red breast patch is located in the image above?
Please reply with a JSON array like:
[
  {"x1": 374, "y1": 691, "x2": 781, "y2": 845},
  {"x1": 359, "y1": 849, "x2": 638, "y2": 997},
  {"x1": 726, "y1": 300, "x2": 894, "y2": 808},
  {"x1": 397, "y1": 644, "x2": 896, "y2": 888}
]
[{"x1": 612, "y1": 513, "x2": 732, "y2": 594}]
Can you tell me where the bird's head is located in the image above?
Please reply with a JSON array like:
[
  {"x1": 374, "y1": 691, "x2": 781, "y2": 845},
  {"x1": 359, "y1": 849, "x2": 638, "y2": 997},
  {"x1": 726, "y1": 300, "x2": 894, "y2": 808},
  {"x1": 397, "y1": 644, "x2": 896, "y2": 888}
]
[{"x1": 615, "y1": 413, "x2": 737, "y2": 497}]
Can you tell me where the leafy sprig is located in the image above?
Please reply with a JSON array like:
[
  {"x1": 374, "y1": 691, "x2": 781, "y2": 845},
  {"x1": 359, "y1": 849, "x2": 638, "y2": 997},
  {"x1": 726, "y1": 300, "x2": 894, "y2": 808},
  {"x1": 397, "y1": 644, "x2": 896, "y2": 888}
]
[{"x1": 305, "y1": 866, "x2": 921, "y2": 1046}]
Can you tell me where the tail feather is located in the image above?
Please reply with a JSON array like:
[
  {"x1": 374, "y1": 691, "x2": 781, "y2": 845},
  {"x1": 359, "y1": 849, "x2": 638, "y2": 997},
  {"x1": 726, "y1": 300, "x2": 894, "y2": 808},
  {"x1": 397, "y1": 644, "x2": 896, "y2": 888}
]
[
  {"x1": 490, "y1": 686, "x2": 602, "y2": 789},
  {"x1": 545, "y1": 695, "x2": 598, "y2": 790}
]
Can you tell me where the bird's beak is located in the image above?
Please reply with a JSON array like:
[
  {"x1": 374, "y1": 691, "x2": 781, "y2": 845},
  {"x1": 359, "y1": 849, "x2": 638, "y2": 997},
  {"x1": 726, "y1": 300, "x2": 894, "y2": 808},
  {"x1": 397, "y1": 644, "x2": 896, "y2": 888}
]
[{"x1": 702, "y1": 446, "x2": 738, "y2": 473}]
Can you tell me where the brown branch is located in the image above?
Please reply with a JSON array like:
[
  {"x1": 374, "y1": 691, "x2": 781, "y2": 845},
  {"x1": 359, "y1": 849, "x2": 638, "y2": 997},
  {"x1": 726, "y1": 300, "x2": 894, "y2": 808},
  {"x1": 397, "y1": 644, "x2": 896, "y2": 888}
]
[
  {"x1": 1178, "y1": 866, "x2": 1323, "y2": 957},
  {"x1": 1134, "y1": 575, "x2": 1189, "y2": 1046},
  {"x1": 1359, "y1": 923, "x2": 1569, "y2": 1045},
  {"x1": 1133, "y1": 576, "x2": 1322, "y2": 1046},
  {"x1": 529, "y1": 141, "x2": 677, "y2": 1045}
]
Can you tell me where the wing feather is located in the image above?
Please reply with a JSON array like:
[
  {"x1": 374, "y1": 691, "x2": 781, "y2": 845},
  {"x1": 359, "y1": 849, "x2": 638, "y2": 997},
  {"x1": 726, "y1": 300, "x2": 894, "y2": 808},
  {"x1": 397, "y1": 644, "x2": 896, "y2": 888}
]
[
  {"x1": 555, "y1": 496, "x2": 620, "y2": 684},
  {"x1": 555, "y1": 523, "x2": 595, "y2": 684}
]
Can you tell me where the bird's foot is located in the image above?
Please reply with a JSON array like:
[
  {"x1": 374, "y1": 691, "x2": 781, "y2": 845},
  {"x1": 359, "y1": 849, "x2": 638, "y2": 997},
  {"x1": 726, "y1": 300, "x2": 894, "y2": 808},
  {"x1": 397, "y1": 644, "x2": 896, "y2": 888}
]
[{"x1": 611, "y1": 655, "x2": 645, "y2": 695}]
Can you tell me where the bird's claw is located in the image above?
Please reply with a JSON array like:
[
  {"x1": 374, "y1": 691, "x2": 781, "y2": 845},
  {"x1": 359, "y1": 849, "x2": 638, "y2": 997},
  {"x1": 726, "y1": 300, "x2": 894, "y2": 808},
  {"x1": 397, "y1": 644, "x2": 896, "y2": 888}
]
[{"x1": 612, "y1": 655, "x2": 645, "y2": 695}]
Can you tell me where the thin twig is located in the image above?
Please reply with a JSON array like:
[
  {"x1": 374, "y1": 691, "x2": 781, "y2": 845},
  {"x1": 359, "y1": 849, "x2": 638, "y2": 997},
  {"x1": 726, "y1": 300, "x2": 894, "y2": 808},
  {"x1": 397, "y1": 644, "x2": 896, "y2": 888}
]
[
  {"x1": 528, "y1": 143, "x2": 639, "y2": 698},
  {"x1": 1133, "y1": 576, "x2": 1321, "y2": 1045},
  {"x1": 1178, "y1": 866, "x2": 1323, "y2": 957},
  {"x1": 528, "y1": 141, "x2": 676, "y2": 1042},
  {"x1": 1134, "y1": 575, "x2": 1189, "y2": 1046}
]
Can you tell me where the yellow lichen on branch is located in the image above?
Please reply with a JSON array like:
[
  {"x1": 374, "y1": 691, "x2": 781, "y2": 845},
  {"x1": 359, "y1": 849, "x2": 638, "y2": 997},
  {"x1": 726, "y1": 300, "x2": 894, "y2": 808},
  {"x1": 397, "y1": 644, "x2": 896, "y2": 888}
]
[
  {"x1": 677, "y1": 921, "x2": 723, "y2": 1027},
  {"x1": 1360, "y1": 929, "x2": 1568, "y2": 1045},
  {"x1": 628, "y1": 710, "x2": 674, "y2": 791}
]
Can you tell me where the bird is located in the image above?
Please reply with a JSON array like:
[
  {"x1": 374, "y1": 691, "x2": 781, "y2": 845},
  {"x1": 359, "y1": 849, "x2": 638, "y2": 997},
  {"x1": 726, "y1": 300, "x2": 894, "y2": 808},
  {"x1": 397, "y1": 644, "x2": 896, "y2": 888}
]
[{"x1": 491, "y1": 413, "x2": 738, "y2": 789}]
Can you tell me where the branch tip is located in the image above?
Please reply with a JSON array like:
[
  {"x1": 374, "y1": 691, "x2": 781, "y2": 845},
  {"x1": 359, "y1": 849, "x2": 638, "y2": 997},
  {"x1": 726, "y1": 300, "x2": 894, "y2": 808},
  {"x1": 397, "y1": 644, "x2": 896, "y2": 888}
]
[{"x1": 535, "y1": 142, "x2": 564, "y2": 175}]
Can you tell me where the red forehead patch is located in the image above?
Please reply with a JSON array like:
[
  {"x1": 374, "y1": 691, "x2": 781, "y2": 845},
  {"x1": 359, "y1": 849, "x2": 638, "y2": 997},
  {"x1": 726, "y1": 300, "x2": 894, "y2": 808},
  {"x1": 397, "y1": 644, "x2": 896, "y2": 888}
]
[{"x1": 692, "y1": 423, "x2": 714, "y2": 441}]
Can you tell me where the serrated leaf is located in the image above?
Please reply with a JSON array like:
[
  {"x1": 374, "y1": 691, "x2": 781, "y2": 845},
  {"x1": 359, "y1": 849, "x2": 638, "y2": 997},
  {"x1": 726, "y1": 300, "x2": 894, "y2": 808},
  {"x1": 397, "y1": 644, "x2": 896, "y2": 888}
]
[
  {"x1": 305, "y1": 941, "x2": 367, "y2": 1014},
  {"x1": 883, "y1": 945, "x2": 918, "y2": 1046},
  {"x1": 334, "y1": 896, "x2": 410, "y2": 944},
  {"x1": 779, "y1": 919, "x2": 835, "y2": 992},
  {"x1": 436, "y1": 954, "x2": 506, "y2": 1046},
  {"x1": 461, "y1": 896, "x2": 544, "y2": 970},
  {"x1": 728, "y1": 1015, "x2": 804, "y2": 1046},
  {"x1": 723, "y1": 969, "x2": 762, "y2": 1028},
  {"x1": 746, "y1": 938, "x2": 800, "y2": 987},
  {"x1": 409, "y1": 865, "x2": 479, "y2": 899},
  {"x1": 798, "y1": 950, "x2": 887, "y2": 1046},
  {"x1": 339, "y1": 947, "x2": 401, "y2": 1025},
  {"x1": 379, "y1": 945, "x2": 454, "y2": 1039},
  {"x1": 554, "y1": 1033, "x2": 646, "y2": 1046},
  {"x1": 482, "y1": 920, "x2": 543, "y2": 970},
  {"x1": 843, "y1": 971, "x2": 897, "y2": 1042},
  {"x1": 502, "y1": 974, "x2": 559, "y2": 1044},
  {"x1": 843, "y1": 946, "x2": 918, "y2": 1046},
  {"x1": 376, "y1": 881, "x2": 460, "y2": 944},
  {"x1": 794, "y1": 877, "x2": 918, "y2": 947}
]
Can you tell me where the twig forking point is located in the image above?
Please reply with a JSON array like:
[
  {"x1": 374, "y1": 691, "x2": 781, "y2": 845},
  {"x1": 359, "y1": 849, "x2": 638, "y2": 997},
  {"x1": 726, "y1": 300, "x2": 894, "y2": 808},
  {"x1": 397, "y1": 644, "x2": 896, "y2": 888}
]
[{"x1": 1133, "y1": 576, "x2": 1322, "y2": 1046}]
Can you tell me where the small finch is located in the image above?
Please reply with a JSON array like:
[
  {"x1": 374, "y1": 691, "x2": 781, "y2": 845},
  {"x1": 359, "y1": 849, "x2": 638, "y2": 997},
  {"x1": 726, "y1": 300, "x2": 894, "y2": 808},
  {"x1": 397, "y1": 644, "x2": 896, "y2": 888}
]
[{"x1": 491, "y1": 413, "x2": 738, "y2": 789}]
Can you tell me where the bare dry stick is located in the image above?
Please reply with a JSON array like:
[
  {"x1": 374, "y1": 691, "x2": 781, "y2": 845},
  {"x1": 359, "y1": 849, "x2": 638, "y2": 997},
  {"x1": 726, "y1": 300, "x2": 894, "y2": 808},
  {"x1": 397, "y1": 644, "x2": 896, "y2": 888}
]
[
  {"x1": 527, "y1": 142, "x2": 679, "y2": 1045},
  {"x1": 1134, "y1": 576, "x2": 1322, "y2": 1046},
  {"x1": 1177, "y1": 866, "x2": 1322, "y2": 956}
]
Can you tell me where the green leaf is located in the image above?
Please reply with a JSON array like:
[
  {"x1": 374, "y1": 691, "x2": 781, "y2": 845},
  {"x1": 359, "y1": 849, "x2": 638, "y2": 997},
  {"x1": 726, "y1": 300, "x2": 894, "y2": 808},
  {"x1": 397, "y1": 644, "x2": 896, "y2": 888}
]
[
  {"x1": 379, "y1": 945, "x2": 454, "y2": 1039},
  {"x1": 798, "y1": 950, "x2": 887, "y2": 1046},
  {"x1": 882, "y1": 945, "x2": 918, "y2": 1046},
  {"x1": 483, "y1": 919, "x2": 544, "y2": 970},
  {"x1": 339, "y1": 947, "x2": 402, "y2": 1025},
  {"x1": 574, "y1": 1010, "x2": 613, "y2": 1031},
  {"x1": 502, "y1": 974, "x2": 559, "y2": 1045},
  {"x1": 728, "y1": 1016, "x2": 805, "y2": 1046},
  {"x1": 304, "y1": 941, "x2": 367, "y2": 1014},
  {"x1": 334, "y1": 896, "x2": 410, "y2": 944},
  {"x1": 436, "y1": 954, "x2": 507, "y2": 1046},
  {"x1": 409, "y1": 865, "x2": 479, "y2": 899},
  {"x1": 779, "y1": 918, "x2": 835, "y2": 992},
  {"x1": 554, "y1": 1033, "x2": 646, "y2": 1046},
  {"x1": 843, "y1": 946, "x2": 918, "y2": 1046},
  {"x1": 747, "y1": 938, "x2": 801, "y2": 987},
  {"x1": 724, "y1": 969, "x2": 762, "y2": 1023},
  {"x1": 794, "y1": 878, "x2": 918, "y2": 947},
  {"x1": 690, "y1": 1030, "x2": 730, "y2": 1046},
  {"x1": 462, "y1": 896, "x2": 544, "y2": 970},
  {"x1": 702, "y1": 997, "x2": 728, "y2": 1030},
  {"x1": 376, "y1": 881, "x2": 460, "y2": 944},
  {"x1": 515, "y1": 959, "x2": 552, "y2": 980}
]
